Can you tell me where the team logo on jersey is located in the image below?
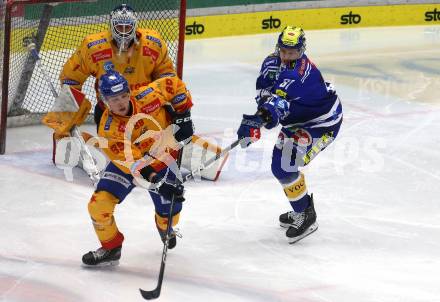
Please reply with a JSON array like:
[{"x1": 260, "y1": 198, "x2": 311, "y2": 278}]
[
  {"x1": 172, "y1": 93, "x2": 187, "y2": 105},
  {"x1": 103, "y1": 61, "x2": 115, "y2": 72},
  {"x1": 123, "y1": 66, "x2": 135, "y2": 74},
  {"x1": 146, "y1": 35, "x2": 162, "y2": 48},
  {"x1": 142, "y1": 46, "x2": 159, "y2": 61},
  {"x1": 87, "y1": 38, "x2": 107, "y2": 48},
  {"x1": 140, "y1": 98, "x2": 161, "y2": 114},
  {"x1": 135, "y1": 87, "x2": 153, "y2": 100},
  {"x1": 92, "y1": 49, "x2": 112, "y2": 63},
  {"x1": 104, "y1": 115, "x2": 113, "y2": 131},
  {"x1": 62, "y1": 79, "x2": 80, "y2": 86},
  {"x1": 268, "y1": 70, "x2": 277, "y2": 80}
]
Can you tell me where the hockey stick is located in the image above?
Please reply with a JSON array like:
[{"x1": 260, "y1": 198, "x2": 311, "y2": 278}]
[
  {"x1": 181, "y1": 112, "x2": 269, "y2": 183},
  {"x1": 23, "y1": 36, "x2": 100, "y2": 185},
  {"x1": 139, "y1": 149, "x2": 183, "y2": 300},
  {"x1": 138, "y1": 139, "x2": 239, "y2": 300},
  {"x1": 165, "y1": 104, "x2": 241, "y2": 183},
  {"x1": 182, "y1": 138, "x2": 240, "y2": 183},
  {"x1": 138, "y1": 139, "x2": 242, "y2": 299}
]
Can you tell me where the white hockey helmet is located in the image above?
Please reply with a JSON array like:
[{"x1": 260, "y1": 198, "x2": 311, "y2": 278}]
[{"x1": 110, "y1": 4, "x2": 137, "y2": 52}]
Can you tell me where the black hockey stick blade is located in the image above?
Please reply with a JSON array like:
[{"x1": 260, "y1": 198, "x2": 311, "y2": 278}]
[{"x1": 139, "y1": 287, "x2": 161, "y2": 300}]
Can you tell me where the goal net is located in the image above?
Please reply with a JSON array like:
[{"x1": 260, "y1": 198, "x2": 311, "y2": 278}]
[{"x1": 0, "y1": 0, "x2": 186, "y2": 154}]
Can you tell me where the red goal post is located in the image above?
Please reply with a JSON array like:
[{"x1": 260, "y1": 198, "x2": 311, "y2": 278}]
[{"x1": 0, "y1": 0, "x2": 186, "y2": 154}]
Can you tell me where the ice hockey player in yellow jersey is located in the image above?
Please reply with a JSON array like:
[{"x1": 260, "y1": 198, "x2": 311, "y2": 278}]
[{"x1": 81, "y1": 70, "x2": 193, "y2": 266}]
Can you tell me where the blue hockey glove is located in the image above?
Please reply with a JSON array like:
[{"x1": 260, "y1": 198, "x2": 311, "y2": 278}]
[
  {"x1": 140, "y1": 166, "x2": 185, "y2": 202},
  {"x1": 258, "y1": 95, "x2": 289, "y2": 129},
  {"x1": 237, "y1": 114, "x2": 264, "y2": 148}
]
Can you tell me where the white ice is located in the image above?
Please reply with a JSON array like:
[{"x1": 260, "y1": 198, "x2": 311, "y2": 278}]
[{"x1": 1, "y1": 25, "x2": 440, "y2": 302}]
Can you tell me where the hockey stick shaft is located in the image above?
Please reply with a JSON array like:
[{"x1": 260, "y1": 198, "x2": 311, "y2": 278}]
[
  {"x1": 139, "y1": 151, "x2": 183, "y2": 300},
  {"x1": 23, "y1": 37, "x2": 100, "y2": 184}
]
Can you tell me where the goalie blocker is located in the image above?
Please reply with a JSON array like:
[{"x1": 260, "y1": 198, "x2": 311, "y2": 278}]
[{"x1": 47, "y1": 86, "x2": 228, "y2": 181}]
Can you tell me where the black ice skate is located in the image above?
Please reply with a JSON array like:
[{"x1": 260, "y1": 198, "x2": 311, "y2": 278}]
[
  {"x1": 279, "y1": 195, "x2": 318, "y2": 244},
  {"x1": 82, "y1": 246, "x2": 122, "y2": 266},
  {"x1": 157, "y1": 227, "x2": 178, "y2": 249}
]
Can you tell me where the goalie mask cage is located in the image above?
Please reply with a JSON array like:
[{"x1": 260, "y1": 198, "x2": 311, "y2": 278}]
[{"x1": 0, "y1": 0, "x2": 186, "y2": 154}]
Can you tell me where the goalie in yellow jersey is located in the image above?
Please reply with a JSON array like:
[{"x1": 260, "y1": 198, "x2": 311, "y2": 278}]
[
  {"x1": 60, "y1": 4, "x2": 176, "y2": 125},
  {"x1": 53, "y1": 3, "x2": 227, "y2": 181},
  {"x1": 80, "y1": 71, "x2": 193, "y2": 266}
]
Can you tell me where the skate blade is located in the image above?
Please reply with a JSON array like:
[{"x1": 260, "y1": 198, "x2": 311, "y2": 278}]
[
  {"x1": 287, "y1": 223, "x2": 318, "y2": 244},
  {"x1": 280, "y1": 222, "x2": 290, "y2": 228},
  {"x1": 82, "y1": 260, "x2": 119, "y2": 268}
]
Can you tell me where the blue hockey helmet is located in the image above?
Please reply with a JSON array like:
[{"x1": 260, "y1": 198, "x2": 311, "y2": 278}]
[
  {"x1": 277, "y1": 26, "x2": 306, "y2": 54},
  {"x1": 98, "y1": 71, "x2": 130, "y2": 101},
  {"x1": 110, "y1": 4, "x2": 137, "y2": 51}
]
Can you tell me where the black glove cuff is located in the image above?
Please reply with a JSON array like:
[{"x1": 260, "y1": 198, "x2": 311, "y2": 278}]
[
  {"x1": 139, "y1": 165, "x2": 156, "y2": 182},
  {"x1": 257, "y1": 108, "x2": 272, "y2": 124}
]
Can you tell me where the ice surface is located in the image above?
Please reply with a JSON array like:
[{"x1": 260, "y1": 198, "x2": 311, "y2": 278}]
[{"x1": 1, "y1": 25, "x2": 440, "y2": 302}]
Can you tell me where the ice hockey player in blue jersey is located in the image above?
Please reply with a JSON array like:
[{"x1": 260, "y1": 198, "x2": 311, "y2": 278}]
[{"x1": 237, "y1": 26, "x2": 343, "y2": 244}]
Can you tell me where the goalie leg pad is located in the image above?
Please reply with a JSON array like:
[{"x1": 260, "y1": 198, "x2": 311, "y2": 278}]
[
  {"x1": 181, "y1": 135, "x2": 229, "y2": 181},
  {"x1": 53, "y1": 131, "x2": 107, "y2": 176},
  {"x1": 88, "y1": 191, "x2": 124, "y2": 250}
]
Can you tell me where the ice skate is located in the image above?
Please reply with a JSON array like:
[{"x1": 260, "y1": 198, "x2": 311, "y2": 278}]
[
  {"x1": 82, "y1": 246, "x2": 122, "y2": 266},
  {"x1": 279, "y1": 195, "x2": 318, "y2": 244}
]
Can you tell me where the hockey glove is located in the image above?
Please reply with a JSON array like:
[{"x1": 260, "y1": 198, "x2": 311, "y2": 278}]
[
  {"x1": 258, "y1": 95, "x2": 289, "y2": 129},
  {"x1": 140, "y1": 166, "x2": 185, "y2": 202},
  {"x1": 255, "y1": 88, "x2": 272, "y2": 106},
  {"x1": 42, "y1": 85, "x2": 92, "y2": 136},
  {"x1": 166, "y1": 106, "x2": 194, "y2": 144},
  {"x1": 237, "y1": 114, "x2": 264, "y2": 148},
  {"x1": 173, "y1": 110, "x2": 194, "y2": 143}
]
